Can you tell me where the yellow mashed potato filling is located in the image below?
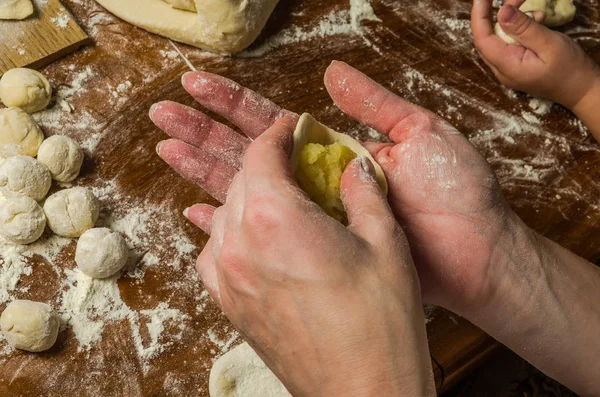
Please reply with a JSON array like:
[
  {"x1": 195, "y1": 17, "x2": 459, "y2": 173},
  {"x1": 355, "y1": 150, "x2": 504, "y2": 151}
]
[{"x1": 295, "y1": 142, "x2": 357, "y2": 223}]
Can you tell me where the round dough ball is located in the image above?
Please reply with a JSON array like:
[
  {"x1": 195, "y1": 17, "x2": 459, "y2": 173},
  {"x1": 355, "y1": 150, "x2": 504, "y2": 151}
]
[
  {"x1": 75, "y1": 228, "x2": 129, "y2": 279},
  {"x1": 43, "y1": 187, "x2": 100, "y2": 238},
  {"x1": 0, "y1": 68, "x2": 52, "y2": 113},
  {"x1": 0, "y1": 107, "x2": 44, "y2": 157},
  {"x1": 0, "y1": 300, "x2": 60, "y2": 352},
  {"x1": 0, "y1": 155, "x2": 51, "y2": 201},
  {"x1": 209, "y1": 342, "x2": 291, "y2": 397},
  {"x1": 0, "y1": 196, "x2": 46, "y2": 244},
  {"x1": 37, "y1": 135, "x2": 84, "y2": 183}
]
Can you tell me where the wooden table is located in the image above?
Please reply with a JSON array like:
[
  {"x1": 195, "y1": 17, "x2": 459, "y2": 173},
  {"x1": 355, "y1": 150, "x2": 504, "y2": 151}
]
[{"x1": 1, "y1": 0, "x2": 599, "y2": 395}]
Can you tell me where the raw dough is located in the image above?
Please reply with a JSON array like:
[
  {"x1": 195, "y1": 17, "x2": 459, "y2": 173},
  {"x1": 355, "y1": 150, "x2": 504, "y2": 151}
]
[
  {"x1": 0, "y1": 0, "x2": 34, "y2": 20},
  {"x1": 209, "y1": 342, "x2": 291, "y2": 397},
  {"x1": 0, "y1": 107, "x2": 44, "y2": 157},
  {"x1": 290, "y1": 113, "x2": 388, "y2": 221},
  {"x1": 43, "y1": 187, "x2": 100, "y2": 238},
  {"x1": 94, "y1": 0, "x2": 280, "y2": 54},
  {"x1": 37, "y1": 135, "x2": 84, "y2": 183},
  {"x1": 495, "y1": 0, "x2": 576, "y2": 44},
  {"x1": 0, "y1": 68, "x2": 52, "y2": 114},
  {"x1": 163, "y1": 0, "x2": 196, "y2": 12},
  {"x1": 0, "y1": 196, "x2": 46, "y2": 244},
  {"x1": 0, "y1": 155, "x2": 51, "y2": 201},
  {"x1": 0, "y1": 300, "x2": 60, "y2": 352},
  {"x1": 75, "y1": 228, "x2": 129, "y2": 279}
]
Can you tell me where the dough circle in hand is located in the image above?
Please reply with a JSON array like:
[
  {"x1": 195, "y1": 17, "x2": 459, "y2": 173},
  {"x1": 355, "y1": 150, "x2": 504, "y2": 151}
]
[
  {"x1": 0, "y1": 300, "x2": 60, "y2": 352},
  {"x1": 0, "y1": 155, "x2": 51, "y2": 201},
  {"x1": 0, "y1": 68, "x2": 52, "y2": 114},
  {"x1": 37, "y1": 135, "x2": 84, "y2": 183},
  {"x1": 0, "y1": 107, "x2": 44, "y2": 157},
  {"x1": 495, "y1": 0, "x2": 576, "y2": 44},
  {"x1": 0, "y1": 196, "x2": 46, "y2": 244},
  {"x1": 75, "y1": 228, "x2": 129, "y2": 279},
  {"x1": 209, "y1": 342, "x2": 291, "y2": 397},
  {"x1": 94, "y1": 0, "x2": 280, "y2": 54},
  {"x1": 43, "y1": 187, "x2": 100, "y2": 238},
  {"x1": 0, "y1": 0, "x2": 33, "y2": 20}
]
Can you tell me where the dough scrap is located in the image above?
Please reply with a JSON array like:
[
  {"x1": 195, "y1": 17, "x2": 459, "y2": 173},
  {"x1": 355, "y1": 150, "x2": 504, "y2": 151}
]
[
  {"x1": 0, "y1": 107, "x2": 44, "y2": 157},
  {"x1": 37, "y1": 135, "x2": 84, "y2": 183},
  {"x1": 495, "y1": 0, "x2": 576, "y2": 44},
  {"x1": 0, "y1": 196, "x2": 46, "y2": 245},
  {"x1": 0, "y1": 68, "x2": 52, "y2": 114},
  {"x1": 163, "y1": 0, "x2": 196, "y2": 12},
  {"x1": 0, "y1": 155, "x2": 52, "y2": 201},
  {"x1": 0, "y1": 300, "x2": 60, "y2": 352},
  {"x1": 75, "y1": 228, "x2": 129, "y2": 279},
  {"x1": 43, "y1": 187, "x2": 100, "y2": 238},
  {"x1": 0, "y1": 0, "x2": 33, "y2": 20},
  {"x1": 209, "y1": 342, "x2": 291, "y2": 397},
  {"x1": 290, "y1": 113, "x2": 388, "y2": 218},
  {"x1": 94, "y1": 0, "x2": 280, "y2": 54}
]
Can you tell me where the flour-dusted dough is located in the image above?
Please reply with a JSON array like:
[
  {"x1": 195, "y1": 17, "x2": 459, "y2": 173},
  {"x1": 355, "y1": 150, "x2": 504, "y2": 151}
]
[
  {"x1": 0, "y1": 155, "x2": 51, "y2": 201},
  {"x1": 163, "y1": 0, "x2": 196, "y2": 12},
  {"x1": 0, "y1": 107, "x2": 44, "y2": 157},
  {"x1": 94, "y1": 0, "x2": 280, "y2": 54},
  {"x1": 75, "y1": 228, "x2": 129, "y2": 279},
  {"x1": 0, "y1": 68, "x2": 52, "y2": 114},
  {"x1": 37, "y1": 135, "x2": 84, "y2": 183},
  {"x1": 0, "y1": 196, "x2": 46, "y2": 244},
  {"x1": 0, "y1": 0, "x2": 33, "y2": 20},
  {"x1": 290, "y1": 113, "x2": 388, "y2": 195},
  {"x1": 495, "y1": 0, "x2": 576, "y2": 44},
  {"x1": 0, "y1": 300, "x2": 60, "y2": 352},
  {"x1": 209, "y1": 342, "x2": 291, "y2": 397},
  {"x1": 43, "y1": 187, "x2": 100, "y2": 237}
]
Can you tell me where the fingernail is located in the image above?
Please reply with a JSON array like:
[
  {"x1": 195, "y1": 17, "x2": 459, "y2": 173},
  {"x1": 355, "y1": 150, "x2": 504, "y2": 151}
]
[
  {"x1": 181, "y1": 71, "x2": 193, "y2": 84},
  {"x1": 156, "y1": 141, "x2": 164, "y2": 155},
  {"x1": 183, "y1": 207, "x2": 190, "y2": 218},
  {"x1": 500, "y1": 5, "x2": 518, "y2": 23},
  {"x1": 149, "y1": 103, "x2": 160, "y2": 117},
  {"x1": 358, "y1": 157, "x2": 376, "y2": 181}
]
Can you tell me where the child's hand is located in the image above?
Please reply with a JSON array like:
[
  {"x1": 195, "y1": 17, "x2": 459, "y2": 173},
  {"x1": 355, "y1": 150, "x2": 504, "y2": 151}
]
[{"x1": 471, "y1": 0, "x2": 600, "y2": 109}]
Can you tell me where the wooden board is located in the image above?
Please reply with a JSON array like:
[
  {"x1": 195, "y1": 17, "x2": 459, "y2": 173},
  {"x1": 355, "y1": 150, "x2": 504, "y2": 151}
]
[
  {"x1": 1, "y1": 0, "x2": 599, "y2": 396},
  {"x1": 0, "y1": 0, "x2": 89, "y2": 76}
]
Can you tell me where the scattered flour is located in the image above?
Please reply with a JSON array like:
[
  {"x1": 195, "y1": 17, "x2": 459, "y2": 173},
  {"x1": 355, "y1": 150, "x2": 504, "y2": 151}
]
[
  {"x1": 529, "y1": 97, "x2": 553, "y2": 115},
  {"x1": 51, "y1": 13, "x2": 71, "y2": 30}
]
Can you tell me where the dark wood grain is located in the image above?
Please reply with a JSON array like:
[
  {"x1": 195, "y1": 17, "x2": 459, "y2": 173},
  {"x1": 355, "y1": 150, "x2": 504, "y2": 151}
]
[{"x1": 1, "y1": 0, "x2": 599, "y2": 395}]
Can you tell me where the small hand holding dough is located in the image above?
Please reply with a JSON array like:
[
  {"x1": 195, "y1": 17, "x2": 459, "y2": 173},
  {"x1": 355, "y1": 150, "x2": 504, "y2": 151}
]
[
  {"x1": 37, "y1": 135, "x2": 84, "y2": 183},
  {"x1": 0, "y1": 0, "x2": 33, "y2": 20},
  {"x1": 0, "y1": 155, "x2": 51, "y2": 201},
  {"x1": 0, "y1": 300, "x2": 60, "y2": 352},
  {"x1": 0, "y1": 68, "x2": 52, "y2": 114},
  {"x1": 75, "y1": 228, "x2": 129, "y2": 279},
  {"x1": 0, "y1": 196, "x2": 46, "y2": 244},
  {"x1": 0, "y1": 107, "x2": 44, "y2": 157},
  {"x1": 495, "y1": 0, "x2": 576, "y2": 44},
  {"x1": 43, "y1": 187, "x2": 100, "y2": 238},
  {"x1": 209, "y1": 342, "x2": 291, "y2": 397}
]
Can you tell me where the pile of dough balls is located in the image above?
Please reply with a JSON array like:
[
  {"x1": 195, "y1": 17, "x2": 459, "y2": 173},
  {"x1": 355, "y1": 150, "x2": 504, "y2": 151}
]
[{"x1": 0, "y1": 68, "x2": 129, "y2": 352}]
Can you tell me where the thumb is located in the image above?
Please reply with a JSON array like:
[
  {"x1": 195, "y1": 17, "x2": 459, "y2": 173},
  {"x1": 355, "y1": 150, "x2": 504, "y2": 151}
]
[
  {"x1": 340, "y1": 157, "x2": 398, "y2": 244},
  {"x1": 498, "y1": 5, "x2": 553, "y2": 54}
]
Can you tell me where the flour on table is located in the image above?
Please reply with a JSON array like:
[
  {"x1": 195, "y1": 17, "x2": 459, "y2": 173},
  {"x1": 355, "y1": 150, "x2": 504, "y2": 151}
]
[{"x1": 51, "y1": 13, "x2": 70, "y2": 29}]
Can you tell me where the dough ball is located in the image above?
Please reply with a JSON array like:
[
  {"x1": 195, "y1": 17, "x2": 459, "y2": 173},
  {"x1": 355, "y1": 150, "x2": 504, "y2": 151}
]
[
  {"x1": 43, "y1": 187, "x2": 100, "y2": 237},
  {"x1": 0, "y1": 68, "x2": 52, "y2": 113},
  {"x1": 163, "y1": 0, "x2": 196, "y2": 11},
  {"x1": 0, "y1": 300, "x2": 60, "y2": 352},
  {"x1": 0, "y1": 0, "x2": 34, "y2": 20},
  {"x1": 75, "y1": 228, "x2": 129, "y2": 279},
  {"x1": 209, "y1": 342, "x2": 291, "y2": 397},
  {"x1": 0, "y1": 155, "x2": 51, "y2": 201},
  {"x1": 37, "y1": 135, "x2": 84, "y2": 183},
  {"x1": 0, "y1": 196, "x2": 46, "y2": 244},
  {"x1": 0, "y1": 107, "x2": 44, "y2": 157}
]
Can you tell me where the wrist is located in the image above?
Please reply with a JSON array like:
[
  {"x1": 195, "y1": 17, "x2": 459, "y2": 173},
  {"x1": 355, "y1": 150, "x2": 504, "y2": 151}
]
[{"x1": 571, "y1": 74, "x2": 600, "y2": 117}]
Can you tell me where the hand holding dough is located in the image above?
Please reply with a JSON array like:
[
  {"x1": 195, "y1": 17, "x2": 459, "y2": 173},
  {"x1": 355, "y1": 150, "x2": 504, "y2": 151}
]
[{"x1": 495, "y1": 0, "x2": 576, "y2": 44}]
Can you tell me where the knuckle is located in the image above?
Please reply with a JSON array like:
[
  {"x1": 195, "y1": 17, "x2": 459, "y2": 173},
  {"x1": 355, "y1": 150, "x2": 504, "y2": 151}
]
[
  {"x1": 513, "y1": 16, "x2": 533, "y2": 36},
  {"x1": 243, "y1": 197, "x2": 283, "y2": 234}
]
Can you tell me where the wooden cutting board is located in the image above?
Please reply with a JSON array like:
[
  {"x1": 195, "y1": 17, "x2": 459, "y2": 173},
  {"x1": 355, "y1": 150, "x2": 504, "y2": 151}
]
[{"x1": 0, "y1": 0, "x2": 89, "y2": 76}]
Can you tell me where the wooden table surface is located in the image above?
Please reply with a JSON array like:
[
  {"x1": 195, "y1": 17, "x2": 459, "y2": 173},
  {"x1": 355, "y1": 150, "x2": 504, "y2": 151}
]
[{"x1": 1, "y1": 0, "x2": 599, "y2": 395}]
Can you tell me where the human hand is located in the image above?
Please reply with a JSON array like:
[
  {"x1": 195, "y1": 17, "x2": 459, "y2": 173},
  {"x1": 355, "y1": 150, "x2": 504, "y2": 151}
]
[
  {"x1": 184, "y1": 116, "x2": 435, "y2": 396},
  {"x1": 471, "y1": 0, "x2": 600, "y2": 108}
]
